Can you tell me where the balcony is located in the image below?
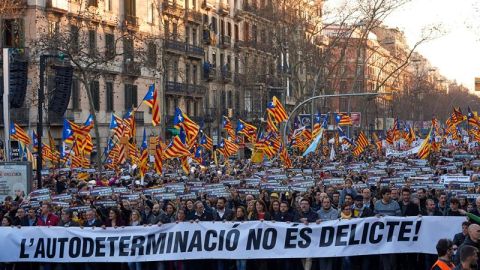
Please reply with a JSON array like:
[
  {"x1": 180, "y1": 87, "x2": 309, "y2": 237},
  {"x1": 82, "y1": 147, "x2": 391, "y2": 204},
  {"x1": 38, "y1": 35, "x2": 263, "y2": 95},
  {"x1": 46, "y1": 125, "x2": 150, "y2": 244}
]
[
  {"x1": 204, "y1": 108, "x2": 217, "y2": 123},
  {"x1": 165, "y1": 38, "x2": 186, "y2": 54},
  {"x1": 48, "y1": 110, "x2": 72, "y2": 125},
  {"x1": 165, "y1": 81, "x2": 206, "y2": 96},
  {"x1": 186, "y1": 10, "x2": 203, "y2": 24},
  {"x1": 220, "y1": 68, "x2": 232, "y2": 83},
  {"x1": 243, "y1": 3, "x2": 258, "y2": 15},
  {"x1": 233, "y1": 8, "x2": 244, "y2": 21},
  {"x1": 220, "y1": 35, "x2": 231, "y2": 48},
  {"x1": 186, "y1": 44, "x2": 204, "y2": 58},
  {"x1": 162, "y1": 1, "x2": 185, "y2": 17},
  {"x1": 134, "y1": 111, "x2": 144, "y2": 124},
  {"x1": 123, "y1": 61, "x2": 141, "y2": 76},
  {"x1": 203, "y1": 29, "x2": 212, "y2": 45},
  {"x1": 201, "y1": 0, "x2": 214, "y2": 10},
  {"x1": 123, "y1": 15, "x2": 139, "y2": 30},
  {"x1": 217, "y1": 2, "x2": 229, "y2": 16},
  {"x1": 0, "y1": 108, "x2": 30, "y2": 126},
  {"x1": 234, "y1": 73, "x2": 245, "y2": 85},
  {"x1": 203, "y1": 63, "x2": 217, "y2": 81}
]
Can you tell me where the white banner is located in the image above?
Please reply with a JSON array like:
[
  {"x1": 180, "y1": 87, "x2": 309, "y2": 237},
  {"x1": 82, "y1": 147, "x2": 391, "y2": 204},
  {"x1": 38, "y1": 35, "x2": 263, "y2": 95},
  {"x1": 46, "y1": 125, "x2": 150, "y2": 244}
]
[
  {"x1": 385, "y1": 145, "x2": 421, "y2": 158},
  {"x1": 0, "y1": 217, "x2": 464, "y2": 262}
]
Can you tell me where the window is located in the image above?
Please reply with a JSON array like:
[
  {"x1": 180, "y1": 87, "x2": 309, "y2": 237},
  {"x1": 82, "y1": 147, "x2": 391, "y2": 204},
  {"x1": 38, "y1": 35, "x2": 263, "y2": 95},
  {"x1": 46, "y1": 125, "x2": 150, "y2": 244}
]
[
  {"x1": 2, "y1": 19, "x2": 24, "y2": 47},
  {"x1": 244, "y1": 90, "x2": 251, "y2": 112},
  {"x1": 192, "y1": 64, "x2": 198, "y2": 85},
  {"x1": 71, "y1": 79, "x2": 80, "y2": 111},
  {"x1": 227, "y1": 55, "x2": 231, "y2": 71},
  {"x1": 227, "y1": 22, "x2": 231, "y2": 37},
  {"x1": 211, "y1": 17, "x2": 217, "y2": 34},
  {"x1": 88, "y1": 30, "x2": 97, "y2": 56},
  {"x1": 235, "y1": 90, "x2": 241, "y2": 113},
  {"x1": 88, "y1": 0, "x2": 98, "y2": 7},
  {"x1": 244, "y1": 22, "x2": 249, "y2": 41},
  {"x1": 70, "y1": 25, "x2": 79, "y2": 51},
  {"x1": 234, "y1": 24, "x2": 239, "y2": 41},
  {"x1": 106, "y1": 82, "x2": 114, "y2": 112},
  {"x1": 227, "y1": 91, "x2": 232, "y2": 108},
  {"x1": 105, "y1": 0, "x2": 112, "y2": 11},
  {"x1": 173, "y1": 23, "x2": 178, "y2": 39},
  {"x1": 212, "y1": 52, "x2": 216, "y2": 66},
  {"x1": 252, "y1": 24, "x2": 257, "y2": 42},
  {"x1": 124, "y1": 84, "x2": 138, "y2": 110},
  {"x1": 123, "y1": 37, "x2": 134, "y2": 61},
  {"x1": 105, "y1": 33, "x2": 115, "y2": 59},
  {"x1": 192, "y1": 28, "x2": 197, "y2": 45},
  {"x1": 125, "y1": 0, "x2": 136, "y2": 16},
  {"x1": 194, "y1": 101, "x2": 198, "y2": 116},
  {"x1": 186, "y1": 100, "x2": 192, "y2": 115},
  {"x1": 220, "y1": 19, "x2": 225, "y2": 36},
  {"x1": 147, "y1": 0, "x2": 154, "y2": 23},
  {"x1": 185, "y1": 26, "x2": 190, "y2": 44},
  {"x1": 146, "y1": 42, "x2": 157, "y2": 68},
  {"x1": 234, "y1": 57, "x2": 239, "y2": 73},
  {"x1": 48, "y1": 21, "x2": 59, "y2": 37},
  {"x1": 164, "y1": 20, "x2": 170, "y2": 38},
  {"x1": 172, "y1": 59, "x2": 179, "y2": 82},
  {"x1": 192, "y1": 0, "x2": 196, "y2": 9},
  {"x1": 186, "y1": 64, "x2": 190, "y2": 84},
  {"x1": 90, "y1": 81, "x2": 100, "y2": 111}
]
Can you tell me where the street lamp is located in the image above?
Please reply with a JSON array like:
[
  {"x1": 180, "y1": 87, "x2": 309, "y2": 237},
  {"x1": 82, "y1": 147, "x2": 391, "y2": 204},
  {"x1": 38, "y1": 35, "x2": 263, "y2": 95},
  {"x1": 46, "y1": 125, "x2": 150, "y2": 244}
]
[{"x1": 282, "y1": 92, "x2": 392, "y2": 147}]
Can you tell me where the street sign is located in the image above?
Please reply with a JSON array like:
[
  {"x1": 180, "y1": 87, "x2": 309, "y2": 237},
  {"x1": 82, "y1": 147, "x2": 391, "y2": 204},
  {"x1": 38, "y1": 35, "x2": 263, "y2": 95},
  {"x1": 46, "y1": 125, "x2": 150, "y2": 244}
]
[{"x1": 0, "y1": 162, "x2": 32, "y2": 201}]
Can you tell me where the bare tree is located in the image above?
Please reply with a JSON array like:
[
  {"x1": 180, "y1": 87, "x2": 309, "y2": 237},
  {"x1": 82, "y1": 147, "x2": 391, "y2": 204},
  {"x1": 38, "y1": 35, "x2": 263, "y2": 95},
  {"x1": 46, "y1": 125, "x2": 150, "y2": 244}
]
[
  {"x1": 0, "y1": 0, "x2": 24, "y2": 16},
  {"x1": 31, "y1": 0, "x2": 147, "y2": 171}
]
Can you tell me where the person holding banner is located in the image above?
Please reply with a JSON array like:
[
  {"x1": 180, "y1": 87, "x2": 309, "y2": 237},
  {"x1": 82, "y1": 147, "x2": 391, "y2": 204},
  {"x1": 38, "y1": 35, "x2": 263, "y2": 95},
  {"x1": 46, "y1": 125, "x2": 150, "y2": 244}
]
[
  {"x1": 375, "y1": 188, "x2": 401, "y2": 270},
  {"x1": 58, "y1": 209, "x2": 79, "y2": 227},
  {"x1": 296, "y1": 198, "x2": 318, "y2": 270},
  {"x1": 36, "y1": 203, "x2": 59, "y2": 226},
  {"x1": 84, "y1": 209, "x2": 103, "y2": 227}
]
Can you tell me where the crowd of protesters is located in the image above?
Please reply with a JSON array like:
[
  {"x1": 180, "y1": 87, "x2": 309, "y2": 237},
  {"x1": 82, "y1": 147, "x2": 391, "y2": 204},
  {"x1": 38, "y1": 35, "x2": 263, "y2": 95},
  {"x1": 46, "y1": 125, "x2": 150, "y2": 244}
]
[{"x1": 2, "y1": 146, "x2": 480, "y2": 270}]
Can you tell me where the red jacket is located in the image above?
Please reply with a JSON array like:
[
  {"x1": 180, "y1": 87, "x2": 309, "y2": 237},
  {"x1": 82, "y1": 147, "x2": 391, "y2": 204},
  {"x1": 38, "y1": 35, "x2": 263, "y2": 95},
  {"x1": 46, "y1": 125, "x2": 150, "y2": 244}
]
[{"x1": 36, "y1": 213, "x2": 60, "y2": 226}]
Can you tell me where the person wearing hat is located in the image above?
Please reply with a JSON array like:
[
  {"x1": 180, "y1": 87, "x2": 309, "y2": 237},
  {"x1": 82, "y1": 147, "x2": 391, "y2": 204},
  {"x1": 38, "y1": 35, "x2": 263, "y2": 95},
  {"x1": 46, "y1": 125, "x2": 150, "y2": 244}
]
[{"x1": 352, "y1": 195, "x2": 374, "y2": 218}]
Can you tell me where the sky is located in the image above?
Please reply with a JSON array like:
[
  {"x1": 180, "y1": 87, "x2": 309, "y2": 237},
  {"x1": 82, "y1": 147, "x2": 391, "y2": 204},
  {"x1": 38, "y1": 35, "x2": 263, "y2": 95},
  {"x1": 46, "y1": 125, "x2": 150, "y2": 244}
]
[
  {"x1": 383, "y1": 0, "x2": 480, "y2": 91},
  {"x1": 325, "y1": 0, "x2": 480, "y2": 91}
]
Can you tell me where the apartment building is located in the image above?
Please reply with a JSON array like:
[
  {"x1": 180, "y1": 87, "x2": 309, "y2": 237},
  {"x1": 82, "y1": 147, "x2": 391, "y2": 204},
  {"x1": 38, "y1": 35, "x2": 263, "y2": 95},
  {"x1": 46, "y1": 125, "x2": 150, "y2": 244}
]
[{"x1": 0, "y1": 0, "x2": 323, "y2": 150}]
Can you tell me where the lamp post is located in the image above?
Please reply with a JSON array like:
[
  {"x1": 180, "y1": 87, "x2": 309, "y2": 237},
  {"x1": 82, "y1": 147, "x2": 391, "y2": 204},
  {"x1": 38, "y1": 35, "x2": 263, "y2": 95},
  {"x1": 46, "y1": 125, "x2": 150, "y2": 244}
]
[
  {"x1": 282, "y1": 92, "x2": 392, "y2": 147},
  {"x1": 37, "y1": 53, "x2": 68, "y2": 188}
]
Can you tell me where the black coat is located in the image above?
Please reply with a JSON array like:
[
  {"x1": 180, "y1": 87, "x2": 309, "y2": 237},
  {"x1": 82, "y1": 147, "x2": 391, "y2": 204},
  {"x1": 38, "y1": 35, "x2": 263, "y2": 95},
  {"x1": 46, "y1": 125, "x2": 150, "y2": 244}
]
[
  {"x1": 213, "y1": 208, "x2": 234, "y2": 221},
  {"x1": 295, "y1": 209, "x2": 318, "y2": 223},
  {"x1": 84, "y1": 219, "x2": 103, "y2": 227},
  {"x1": 358, "y1": 207, "x2": 374, "y2": 218},
  {"x1": 447, "y1": 209, "x2": 463, "y2": 216},
  {"x1": 192, "y1": 211, "x2": 214, "y2": 221},
  {"x1": 453, "y1": 232, "x2": 466, "y2": 247},
  {"x1": 399, "y1": 201, "x2": 420, "y2": 216},
  {"x1": 456, "y1": 237, "x2": 480, "y2": 266},
  {"x1": 272, "y1": 211, "x2": 295, "y2": 222},
  {"x1": 14, "y1": 216, "x2": 30, "y2": 226}
]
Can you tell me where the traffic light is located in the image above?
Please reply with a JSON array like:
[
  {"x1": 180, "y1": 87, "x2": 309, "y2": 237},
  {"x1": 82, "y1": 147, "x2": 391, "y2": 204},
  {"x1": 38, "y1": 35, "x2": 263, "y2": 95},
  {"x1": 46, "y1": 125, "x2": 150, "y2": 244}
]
[{"x1": 48, "y1": 64, "x2": 73, "y2": 116}]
